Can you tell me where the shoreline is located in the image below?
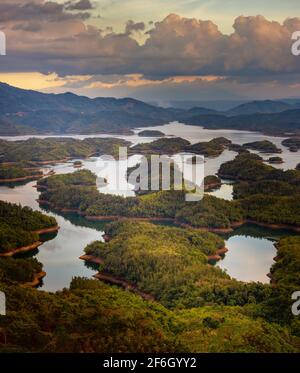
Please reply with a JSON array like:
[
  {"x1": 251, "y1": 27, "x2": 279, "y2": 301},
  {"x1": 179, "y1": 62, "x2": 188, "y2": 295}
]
[
  {"x1": 22, "y1": 271, "x2": 46, "y2": 288},
  {"x1": 79, "y1": 254, "x2": 104, "y2": 265},
  {"x1": 32, "y1": 225, "x2": 60, "y2": 235},
  {"x1": 0, "y1": 241, "x2": 42, "y2": 257},
  {"x1": 0, "y1": 174, "x2": 43, "y2": 183},
  {"x1": 93, "y1": 272, "x2": 155, "y2": 302},
  {"x1": 0, "y1": 224, "x2": 59, "y2": 257},
  {"x1": 37, "y1": 198, "x2": 300, "y2": 233},
  {"x1": 207, "y1": 247, "x2": 229, "y2": 261}
]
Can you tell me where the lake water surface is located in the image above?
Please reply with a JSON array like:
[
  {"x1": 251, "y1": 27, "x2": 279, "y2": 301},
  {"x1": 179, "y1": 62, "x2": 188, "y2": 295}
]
[{"x1": 1, "y1": 122, "x2": 299, "y2": 289}]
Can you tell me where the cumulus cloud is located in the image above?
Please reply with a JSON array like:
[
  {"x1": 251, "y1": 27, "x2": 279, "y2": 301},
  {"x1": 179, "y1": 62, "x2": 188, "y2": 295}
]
[
  {"x1": 0, "y1": 1, "x2": 299, "y2": 82},
  {"x1": 65, "y1": 0, "x2": 93, "y2": 11},
  {"x1": 125, "y1": 20, "x2": 145, "y2": 35}
]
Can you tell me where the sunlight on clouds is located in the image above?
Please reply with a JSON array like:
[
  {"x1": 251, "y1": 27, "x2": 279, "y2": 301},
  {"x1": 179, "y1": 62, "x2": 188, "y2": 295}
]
[
  {"x1": 0, "y1": 73, "x2": 92, "y2": 90},
  {"x1": 86, "y1": 74, "x2": 225, "y2": 89}
]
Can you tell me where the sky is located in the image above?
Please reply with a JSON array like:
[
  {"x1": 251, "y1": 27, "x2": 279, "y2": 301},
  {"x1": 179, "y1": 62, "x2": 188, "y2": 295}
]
[{"x1": 0, "y1": 0, "x2": 300, "y2": 103}]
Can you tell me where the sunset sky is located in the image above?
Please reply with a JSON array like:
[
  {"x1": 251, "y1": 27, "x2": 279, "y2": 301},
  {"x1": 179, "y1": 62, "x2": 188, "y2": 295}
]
[{"x1": 0, "y1": 0, "x2": 300, "y2": 103}]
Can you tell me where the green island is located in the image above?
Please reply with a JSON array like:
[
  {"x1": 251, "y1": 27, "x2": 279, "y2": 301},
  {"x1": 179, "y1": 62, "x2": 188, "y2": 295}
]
[
  {"x1": 243, "y1": 140, "x2": 282, "y2": 153},
  {"x1": 0, "y1": 142, "x2": 300, "y2": 353},
  {"x1": 0, "y1": 257, "x2": 44, "y2": 287},
  {"x1": 0, "y1": 137, "x2": 130, "y2": 164},
  {"x1": 36, "y1": 165, "x2": 300, "y2": 231},
  {"x1": 0, "y1": 200, "x2": 58, "y2": 255},
  {"x1": 282, "y1": 138, "x2": 300, "y2": 152},
  {"x1": 0, "y1": 163, "x2": 43, "y2": 183},
  {"x1": 138, "y1": 130, "x2": 165, "y2": 137},
  {"x1": 0, "y1": 218, "x2": 299, "y2": 352},
  {"x1": 267, "y1": 156, "x2": 283, "y2": 164},
  {"x1": 130, "y1": 137, "x2": 231, "y2": 157}
]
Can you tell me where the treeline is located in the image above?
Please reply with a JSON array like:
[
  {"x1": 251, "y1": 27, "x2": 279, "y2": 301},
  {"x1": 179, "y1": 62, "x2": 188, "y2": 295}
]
[
  {"x1": 243, "y1": 140, "x2": 282, "y2": 153},
  {"x1": 38, "y1": 168, "x2": 300, "y2": 229},
  {"x1": 0, "y1": 163, "x2": 42, "y2": 181},
  {"x1": 0, "y1": 257, "x2": 43, "y2": 284},
  {"x1": 0, "y1": 277, "x2": 297, "y2": 352},
  {"x1": 0, "y1": 201, "x2": 57, "y2": 253},
  {"x1": 131, "y1": 137, "x2": 231, "y2": 157},
  {"x1": 85, "y1": 221, "x2": 270, "y2": 309},
  {"x1": 0, "y1": 137, "x2": 130, "y2": 163}
]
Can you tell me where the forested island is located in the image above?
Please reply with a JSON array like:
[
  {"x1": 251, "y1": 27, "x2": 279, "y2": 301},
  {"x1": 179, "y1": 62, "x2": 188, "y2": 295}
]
[
  {"x1": 0, "y1": 163, "x2": 43, "y2": 183},
  {"x1": 0, "y1": 133, "x2": 300, "y2": 353},
  {"x1": 37, "y1": 164, "x2": 300, "y2": 232},
  {"x1": 0, "y1": 137, "x2": 130, "y2": 163},
  {"x1": 130, "y1": 137, "x2": 231, "y2": 157},
  {"x1": 0, "y1": 215, "x2": 299, "y2": 352},
  {"x1": 243, "y1": 140, "x2": 282, "y2": 153},
  {"x1": 138, "y1": 130, "x2": 165, "y2": 137},
  {"x1": 0, "y1": 201, "x2": 58, "y2": 255}
]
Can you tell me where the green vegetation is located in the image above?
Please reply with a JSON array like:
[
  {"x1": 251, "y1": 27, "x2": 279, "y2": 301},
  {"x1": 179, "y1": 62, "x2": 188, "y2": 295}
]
[
  {"x1": 243, "y1": 140, "x2": 282, "y2": 153},
  {"x1": 219, "y1": 153, "x2": 274, "y2": 181},
  {"x1": 268, "y1": 156, "x2": 283, "y2": 164},
  {"x1": 0, "y1": 257, "x2": 43, "y2": 285},
  {"x1": 85, "y1": 221, "x2": 269, "y2": 309},
  {"x1": 175, "y1": 195, "x2": 243, "y2": 229},
  {"x1": 131, "y1": 137, "x2": 231, "y2": 157},
  {"x1": 187, "y1": 137, "x2": 231, "y2": 157},
  {"x1": 38, "y1": 171, "x2": 239, "y2": 228},
  {"x1": 138, "y1": 130, "x2": 165, "y2": 137},
  {"x1": 204, "y1": 175, "x2": 222, "y2": 189},
  {"x1": 0, "y1": 163, "x2": 42, "y2": 181},
  {"x1": 1, "y1": 276, "x2": 298, "y2": 352},
  {"x1": 254, "y1": 237, "x2": 300, "y2": 337},
  {"x1": 131, "y1": 137, "x2": 190, "y2": 155},
  {"x1": 126, "y1": 156, "x2": 197, "y2": 196},
  {"x1": 0, "y1": 137, "x2": 130, "y2": 163},
  {"x1": 240, "y1": 195, "x2": 300, "y2": 226},
  {"x1": 0, "y1": 201, "x2": 57, "y2": 253},
  {"x1": 282, "y1": 138, "x2": 300, "y2": 151},
  {"x1": 38, "y1": 165, "x2": 300, "y2": 230}
]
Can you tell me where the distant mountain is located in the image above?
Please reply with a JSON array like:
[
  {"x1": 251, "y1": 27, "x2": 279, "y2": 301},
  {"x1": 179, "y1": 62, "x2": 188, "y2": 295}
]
[
  {"x1": 1, "y1": 83, "x2": 300, "y2": 136},
  {"x1": 225, "y1": 100, "x2": 295, "y2": 116},
  {"x1": 0, "y1": 83, "x2": 178, "y2": 135},
  {"x1": 184, "y1": 109, "x2": 300, "y2": 135},
  {"x1": 149, "y1": 99, "x2": 248, "y2": 111}
]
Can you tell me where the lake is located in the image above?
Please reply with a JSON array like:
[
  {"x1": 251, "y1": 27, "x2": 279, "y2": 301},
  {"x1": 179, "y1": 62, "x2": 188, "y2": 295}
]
[{"x1": 0, "y1": 122, "x2": 299, "y2": 289}]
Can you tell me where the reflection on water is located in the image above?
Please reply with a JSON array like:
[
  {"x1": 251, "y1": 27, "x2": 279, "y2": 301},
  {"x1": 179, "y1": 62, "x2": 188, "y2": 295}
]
[
  {"x1": 218, "y1": 224, "x2": 297, "y2": 284},
  {"x1": 1, "y1": 122, "x2": 299, "y2": 288},
  {"x1": 0, "y1": 178, "x2": 104, "y2": 292},
  {"x1": 206, "y1": 183, "x2": 234, "y2": 201}
]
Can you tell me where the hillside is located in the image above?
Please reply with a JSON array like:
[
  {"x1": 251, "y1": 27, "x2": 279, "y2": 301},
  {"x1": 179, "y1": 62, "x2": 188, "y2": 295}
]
[
  {"x1": 0, "y1": 83, "x2": 177, "y2": 135},
  {"x1": 1, "y1": 83, "x2": 300, "y2": 135}
]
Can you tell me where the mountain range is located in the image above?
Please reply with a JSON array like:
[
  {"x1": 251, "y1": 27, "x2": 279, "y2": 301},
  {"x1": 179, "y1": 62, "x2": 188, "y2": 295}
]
[{"x1": 1, "y1": 82, "x2": 300, "y2": 136}]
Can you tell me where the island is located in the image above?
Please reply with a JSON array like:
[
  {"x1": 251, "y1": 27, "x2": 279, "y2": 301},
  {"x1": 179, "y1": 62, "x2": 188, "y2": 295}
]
[
  {"x1": 282, "y1": 137, "x2": 300, "y2": 152},
  {"x1": 0, "y1": 200, "x2": 58, "y2": 256},
  {"x1": 73, "y1": 160, "x2": 83, "y2": 168},
  {"x1": 138, "y1": 130, "x2": 165, "y2": 137},
  {"x1": 130, "y1": 136, "x2": 232, "y2": 157},
  {"x1": 0, "y1": 137, "x2": 131, "y2": 164},
  {"x1": 243, "y1": 140, "x2": 282, "y2": 153},
  {"x1": 267, "y1": 156, "x2": 283, "y2": 164},
  {"x1": 0, "y1": 163, "x2": 43, "y2": 184}
]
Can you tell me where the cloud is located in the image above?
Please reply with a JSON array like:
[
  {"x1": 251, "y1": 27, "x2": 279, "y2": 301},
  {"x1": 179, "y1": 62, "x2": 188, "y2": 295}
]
[
  {"x1": 0, "y1": 2, "x2": 299, "y2": 83},
  {"x1": 65, "y1": 0, "x2": 93, "y2": 11}
]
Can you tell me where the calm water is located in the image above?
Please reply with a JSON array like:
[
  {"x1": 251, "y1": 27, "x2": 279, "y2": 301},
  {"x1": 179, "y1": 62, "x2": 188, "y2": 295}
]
[{"x1": 1, "y1": 122, "x2": 299, "y2": 288}]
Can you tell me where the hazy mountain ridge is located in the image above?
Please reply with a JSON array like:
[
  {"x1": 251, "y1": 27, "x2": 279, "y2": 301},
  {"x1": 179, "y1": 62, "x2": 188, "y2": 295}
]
[
  {"x1": 0, "y1": 83, "x2": 179, "y2": 135},
  {"x1": 1, "y1": 82, "x2": 300, "y2": 135}
]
